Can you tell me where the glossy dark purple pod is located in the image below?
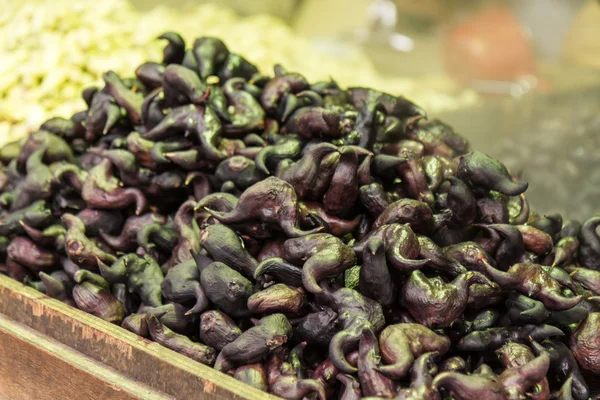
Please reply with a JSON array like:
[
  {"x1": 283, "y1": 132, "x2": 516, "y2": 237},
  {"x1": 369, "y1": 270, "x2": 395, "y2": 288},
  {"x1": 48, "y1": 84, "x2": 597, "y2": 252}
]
[
  {"x1": 558, "y1": 219, "x2": 581, "y2": 240},
  {"x1": 125, "y1": 132, "x2": 182, "y2": 169},
  {"x1": 92, "y1": 148, "x2": 153, "y2": 187},
  {"x1": 570, "y1": 312, "x2": 600, "y2": 375},
  {"x1": 354, "y1": 224, "x2": 426, "y2": 272},
  {"x1": 305, "y1": 152, "x2": 341, "y2": 202},
  {"x1": 515, "y1": 224, "x2": 553, "y2": 257},
  {"x1": 17, "y1": 130, "x2": 76, "y2": 168},
  {"x1": 139, "y1": 88, "x2": 165, "y2": 130},
  {"x1": 50, "y1": 161, "x2": 88, "y2": 193},
  {"x1": 215, "y1": 313, "x2": 292, "y2": 372},
  {"x1": 359, "y1": 238, "x2": 396, "y2": 306},
  {"x1": 20, "y1": 222, "x2": 64, "y2": 251},
  {"x1": 198, "y1": 223, "x2": 258, "y2": 278},
  {"x1": 422, "y1": 155, "x2": 457, "y2": 192},
  {"x1": 255, "y1": 136, "x2": 303, "y2": 175},
  {"x1": 440, "y1": 356, "x2": 469, "y2": 373},
  {"x1": 184, "y1": 172, "x2": 211, "y2": 201},
  {"x1": 358, "y1": 329, "x2": 396, "y2": 398},
  {"x1": 323, "y1": 146, "x2": 360, "y2": 217},
  {"x1": 434, "y1": 367, "x2": 505, "y2": 400},
  {"x1": 294, "y1": 307, "x2": 338, "y2": 347},
  {"x1": 0, "y1": 200, "x2": 52, "y2": 236},
  {"x1": 530, "y1": 340, "x2": 589, "y2": 400},
  {"x1": 7, "y1": 236, "x2": 59, "y2": 275},
  {"x1": 578, "y1": 216, "x2": 600, "y2": 270},
  {"x1": 39, "y1": 271, "x2": 73, "y2": 305},
  {"x1": 457, "y1": 151, "x2": 528, "y2": 196},
  {"x1": 143, "y1": 302, "x2": 193, "y2": 334},
  {"x1": 134, "y1": 62, "x2": 165, "y2": 90},
  {"x1": 166, "y1": 200, "x2": 201, "y2": 270},
  {"x1": 72, "y1": 271, "x2": 124, "y2": 325},
  {"x1": 148, "y1": 314, "x2": 215, "y2": 366},
  {"x1": 392, "y1": 352, "x2": 439, "y2": 400},
  {"x1": 40, "y1": 117, "x2": 80, "y2": 140},
  {"x1": 552, "y1": 236, "x2": 579, "y2": 267},
  {"x1": 376, "y1": 323, "x2": 450, "y2": 380},
  {"x1": 135, "y1": 220, "x2": 177, "y2": 258},
  {"x1": 402, "y1": 270, "x2": 494, "y2": 328},
  {"x1": 102, "y1": 71, "x2": 142, "y2": 125},
  {"x1": 192, "y1": 37, "x2": 229, "y2": 80},
  {"x1": 221, "y1": 78, "x2": 265, "y2": 135},
  {"x1": 157, "y1": 32, "x2": 185, "y2": 64},
  {"x1": 281, "y1": 107, "x2": 342, "y2": 139},
  {"x1": 353, "y1": 101, "x2": 385, "y2": 151},
  {"x1": 530, "y1": 213, "x2": 563, "y2": 241},
  {"x1": 372, "y1": 199, "x2": 439, "y2": 234},
  {"x1": 206, "y1": 177, "x2": 321, "y2": 238},
  {"x1": 311, "y1": 352, "x2": 359, "y2": 397},
  {"x1": 99, "y1": 213, "x2": 165, "y2": 252},
  {"x1": 197, "y1": 260, "x2": 252, "y2": 318},
  {"x1": 162, "y1": 64, "x2": 207, "y2": 106},
  {"x1": 81, "y1": 159, "x2": 147, "y2": 215},
  {"x1": 457, "y1": 324, "x2": 564, "y2": 352},
  {"x1": 217, "y1": 53, "x2": 258, "y2": 83},
  {"x1": 233, "y1": 363, "x2": 268, "y2": 392},
  {"x1": 418, "y1": 235, "x2": 467, "y2": 277},
  {"x1": 349, "y1": 87, "x2": 425, "y2": 119},
  {"x1": 467, "y1": 282, "x2": 505, "y2": 311},
  {"x1": 261, "y1": 71, "x2": 308, "y2": 114},
  {"x1": 266, "y1": 347, "x2": 326, "y2": 400},
  {"x1": 62, "y1": 214, "x2": 117, "y2": 270},
  {"x1": 98, "y1": 254, "x2": 163, "y2": 308},
  {"x1": 478, "y1": 224, "x2": 526, "y2": 270},
  {"x1": 506, "y1": 293, "x2": 550, "y2": 325},
  {"x1": 499, "y1": 353, "x2": 550, "y2": 400},
  {"x1": 277, "y1": 90, "x2": 323, "y2": 123},
  {"x1": 11, "y1": 148, "x2": 52, "y2": 211},
  {"x1": 75, "y1": 208, "x2": 122, "y2": 237},
  {"x1": 497, "y1": 342, "x2": 550, "y2": 400},
  {"x1": 278, "y1": 142, "x2": 338, "y2": 199},
  {"x1": 336, "y1": 374, "x2": 361, "y2": 400},
  {"x1": 443, "y1": 241, "x2": 496, "y2": 274},
  {"x1": 161, "y1": 259, "x2": 208, "y2": 315},
  {"x1": 214, "y1": 156, "x2": 264, "y2": 190},
  {"x1": 409, "y1": 118, "x2": 472, "y2": 157},
  {"x1": 199, "y1": 310, "x2": 242, "y2": 351},
  {"x1": 298, "y1": 201, "x2": 360, "y2": 237},
  {"x1": 566, "y1": 266, "x2": 600, "y2": 296},
  {"x1": 446, "y1": 176, "x2": 477, "y2": 228},
  {"x1": 283, "y1": 233, "x2": 356, "y2": 294},
  {"x1": 398, "y1": 156, "x2": 435, "y2": 204},
  {"x1": 121, "y1": 314, "x2": 150, "y2": 337},
  {"x1": 358, "y1": 183, "x2": 391, "y2": 220},
  {"x1": 321, "y1": 285, "x2": 385, "y2": 374},
  {"x1": 254, "y1": 257, "x2": 302, "y2": 287},
  {"x1": 162, "y1": 148, "x2": 211, "y2": 173},
  {"x1": 247, "y1": 284, "x2": 305, "y2": 316},
  {"x1": 483, "y1": 262, "x2": 582, "y2": 311},
  {"x1": 476, "y1": 191, "x2": 510, "y2": 224},
  {"x1": 3, "y1": 256, "x2": 33, "y2": 283}
]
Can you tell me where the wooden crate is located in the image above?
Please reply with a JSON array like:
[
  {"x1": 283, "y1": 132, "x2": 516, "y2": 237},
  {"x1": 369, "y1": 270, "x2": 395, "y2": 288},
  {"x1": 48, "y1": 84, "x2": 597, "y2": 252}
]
[{"x1": 0, "y1": 274, "x2": 277, "y2": 400}]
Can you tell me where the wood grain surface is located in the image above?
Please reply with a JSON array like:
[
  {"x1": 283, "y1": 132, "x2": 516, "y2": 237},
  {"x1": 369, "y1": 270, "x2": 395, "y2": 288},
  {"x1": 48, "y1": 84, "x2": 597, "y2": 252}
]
[
  {"x1": 0, "y1": 274, "x2": 278, "y2": 400},
  {"x1": 0, "y1": 315, "x2": 170, "y2": 400}
]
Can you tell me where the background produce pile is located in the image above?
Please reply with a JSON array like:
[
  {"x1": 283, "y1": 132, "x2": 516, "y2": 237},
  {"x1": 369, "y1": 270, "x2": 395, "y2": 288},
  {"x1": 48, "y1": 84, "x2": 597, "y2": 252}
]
[
  {"x1": 0, "y1": 0, "x2": 476, "y2": 148},
  {"x1": 1, "y1": 30, "x2": 600, "y2": 400}
]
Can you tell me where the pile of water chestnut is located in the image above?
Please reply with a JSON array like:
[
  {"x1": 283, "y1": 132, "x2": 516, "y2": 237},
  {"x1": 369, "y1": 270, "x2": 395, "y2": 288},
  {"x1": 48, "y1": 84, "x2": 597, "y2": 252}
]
[{"x1": 1, "y1": 32, "x2": 600, "y2": 400}]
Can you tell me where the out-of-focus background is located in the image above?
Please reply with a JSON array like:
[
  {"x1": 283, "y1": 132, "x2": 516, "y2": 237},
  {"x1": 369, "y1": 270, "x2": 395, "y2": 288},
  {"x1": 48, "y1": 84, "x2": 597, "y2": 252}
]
[{"x1": 1, "y1": 0, "x2": 600, "y2": 218}]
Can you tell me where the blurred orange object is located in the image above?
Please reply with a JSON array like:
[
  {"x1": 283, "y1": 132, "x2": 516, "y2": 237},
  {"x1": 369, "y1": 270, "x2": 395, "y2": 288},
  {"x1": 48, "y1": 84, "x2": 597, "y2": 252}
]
[{"x1": 444, "y1": 6, "x2": 536, "y2": 82}]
